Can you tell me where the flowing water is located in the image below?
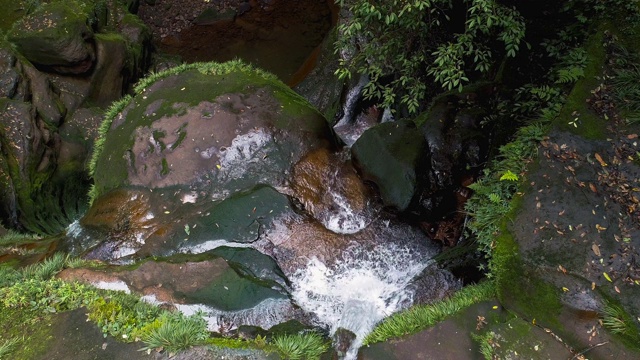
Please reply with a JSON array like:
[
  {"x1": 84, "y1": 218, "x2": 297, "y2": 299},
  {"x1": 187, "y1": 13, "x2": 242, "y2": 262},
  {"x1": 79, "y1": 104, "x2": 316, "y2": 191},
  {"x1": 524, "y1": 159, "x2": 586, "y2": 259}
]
[{"x1": 287, "y1": 233, "x2": 438, "y2": 359}]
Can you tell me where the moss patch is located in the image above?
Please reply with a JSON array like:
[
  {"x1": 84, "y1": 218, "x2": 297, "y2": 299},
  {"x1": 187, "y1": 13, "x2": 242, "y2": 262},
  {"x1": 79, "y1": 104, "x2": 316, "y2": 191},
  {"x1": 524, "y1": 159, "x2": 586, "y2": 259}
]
[
  {"x1": 0, "y1": 306, "x2": 56, "y2": 360},
  {"x1": 555, "y1": 29, "x2": 607, "y2": 139}
]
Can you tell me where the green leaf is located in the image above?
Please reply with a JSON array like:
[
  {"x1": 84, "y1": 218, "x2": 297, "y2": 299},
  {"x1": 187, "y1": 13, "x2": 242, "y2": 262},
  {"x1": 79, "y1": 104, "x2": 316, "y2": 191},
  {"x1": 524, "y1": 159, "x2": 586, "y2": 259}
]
[{"x1": 499, "y1": 170, "x2": 519, "y2": 182}]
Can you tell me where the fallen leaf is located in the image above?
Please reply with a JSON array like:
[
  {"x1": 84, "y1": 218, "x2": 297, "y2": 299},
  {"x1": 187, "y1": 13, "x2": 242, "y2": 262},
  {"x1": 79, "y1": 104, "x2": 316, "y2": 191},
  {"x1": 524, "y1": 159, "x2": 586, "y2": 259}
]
[
  {"x1": 615, "y1": 286, "x2": 621, "y2": 293},
  {"x1": 562, "y1": 287, "x2": 570, "y2": 292},
  {"x1": 589, "y1": 183, "x2": 597, "y2": 193},
  {"x1": 592, "y1": 282, "x2": 596, "y2": 290},
  {"x1": 592, "y1": 244, "x2": 601, "y2": 257},
  {"x1": 603, "y1": 272, "x2": 612, "y2": 282},
  {"x1": 628, "y1": 134, "x2": 638, "y2": 139},
  {"x1": 595, "y1": 152, "x2": 608, "y2": 167},
  {"x1": 558, "y1": 265, "x2": 567, "y2": 274},
  {"x1": 596, "y1": 224, "x2": 607, "y2": 232}
]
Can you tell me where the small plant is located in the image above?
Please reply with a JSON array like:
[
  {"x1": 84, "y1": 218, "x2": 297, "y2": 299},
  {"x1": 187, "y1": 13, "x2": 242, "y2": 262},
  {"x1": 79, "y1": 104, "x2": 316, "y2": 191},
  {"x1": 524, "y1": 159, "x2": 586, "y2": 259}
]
[
  {"x1": 1, "y1": 278, "x2": 96, "y2": 313},
  {"x1": 471, "y1": 331, "x2": 497, "y2": 360},
  {"x1": 21, "y1": 252, "x2": 67, "y2": 280},
  {"x1": 601, "y1": 303, "x2": 640, "y2": 342},
  {"x1": 271, "y1": 332, "x2": 329, "y2": 360},
  {"x1": 64, "y1": 256, "x2": 99, "y2": 269},
  {"x1": 0, "y1": 337, "x2": 20, "y2": 359},
  {"x1": 139, "y1": 312, "x2": 209, "y2": 354},
  {"x1": 87, "y1": 292, "x2": 162, "y2": 341}
]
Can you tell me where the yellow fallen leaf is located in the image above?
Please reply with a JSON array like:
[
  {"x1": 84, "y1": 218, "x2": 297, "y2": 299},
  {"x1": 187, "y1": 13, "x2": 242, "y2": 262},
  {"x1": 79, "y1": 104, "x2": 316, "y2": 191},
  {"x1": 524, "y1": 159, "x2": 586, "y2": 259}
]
[
  {"x1": 216, "y1": 164, "x2": 221, "y2": 169},
  {"x1": 603, "y1": 272, "x2": 612, "y2": 282},
  {"x1": 595, "y1": 152, "x2": 607, "y2": 167},
  {"x1": 592, "y1": 282, "x2": 596, "y2": 290},
  {"x1": 595, "y1": 224, "x2": 607, "y2": 232},
  {"x1": 562, "y1": 287, "x2": 569, "y2": 292},
  {"x1": 492, "y1": 305, "x2": 498, "y2": 310}
]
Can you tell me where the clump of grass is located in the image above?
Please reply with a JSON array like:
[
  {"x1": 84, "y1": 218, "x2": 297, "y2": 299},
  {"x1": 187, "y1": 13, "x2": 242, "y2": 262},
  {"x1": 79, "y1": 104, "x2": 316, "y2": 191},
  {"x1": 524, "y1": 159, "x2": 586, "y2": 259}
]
[
  {"x1": 0, "y1": 266, "x2": 21, "y2": 288},
  {"x1": 0, "y1": 337, "x2": 20, "y2": 359},
  {"x1": 0, "y1": 230, "x2": 40, "y2": 246},
  {"x1": 88, "y1": 94, "x2": 132, "y2": 177},
  {"x1": 271, "y1": 332, "x2": 329, "y2": 360},
  {"x1": 64, "y1": 256, "x2": 100, "y2": 269},
  {"x1": 364, "y1": 281, "x2": 495, "y2": 345},
  {"x1": 601, "y1": 302, "x2": 640, "y2": 347},
  {"x1": 139, "y1": 312, "x2": 209, "y2": 354},
  {"x1": 471, "y1": 331, "x2": 497, "y2": 360},
  {"x1": 21, "y1": 252, "x2": 67, "y2": 280}
]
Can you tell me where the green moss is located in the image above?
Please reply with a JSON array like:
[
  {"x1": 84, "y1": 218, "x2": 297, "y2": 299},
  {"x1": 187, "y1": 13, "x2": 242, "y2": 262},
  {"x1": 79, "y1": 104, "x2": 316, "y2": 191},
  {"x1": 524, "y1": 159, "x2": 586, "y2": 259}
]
[
  {"x1": 90, "y1": 59, "x2": 325, "y2": 200},
  {"x1": 364, "y1": 281, "x2": 496, "y2": 345},
  {"x1": 0, "y1": 0, "x2": 28, "y2": 32},
  {"x1": 0, "y1": 306, "x2": 56, "y2": 360},
  {"x1": 492, "y1": 226, "x2": 563, "y2": 329},
  {"x1": 555, "y1": 29, "x2": 607, "y2": 139}
]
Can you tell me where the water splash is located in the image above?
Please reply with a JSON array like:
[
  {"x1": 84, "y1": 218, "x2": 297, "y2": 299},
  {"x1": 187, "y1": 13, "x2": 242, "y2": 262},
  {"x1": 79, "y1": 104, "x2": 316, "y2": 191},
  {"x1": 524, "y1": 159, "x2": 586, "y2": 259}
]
[
  {"x1": 319, "y1": 191, "x2": 369, "y2": 235},
  {"x1": 290, "y1": 242, "x2": 434, "y2": 359}
]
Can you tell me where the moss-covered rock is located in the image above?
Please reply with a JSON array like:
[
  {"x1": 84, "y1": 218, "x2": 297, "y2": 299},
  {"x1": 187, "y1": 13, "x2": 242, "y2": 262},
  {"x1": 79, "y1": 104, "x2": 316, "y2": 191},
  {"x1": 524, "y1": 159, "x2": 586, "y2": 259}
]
[
  {"x1": 65, "y1": 61, "x2": 334, "y2": 261},
  {"x1": 7, "y1": 1, "x2": 95, "y2": 74},
  {"x1": 92, "y1": 61, "x2": 332, "y2": 200}
]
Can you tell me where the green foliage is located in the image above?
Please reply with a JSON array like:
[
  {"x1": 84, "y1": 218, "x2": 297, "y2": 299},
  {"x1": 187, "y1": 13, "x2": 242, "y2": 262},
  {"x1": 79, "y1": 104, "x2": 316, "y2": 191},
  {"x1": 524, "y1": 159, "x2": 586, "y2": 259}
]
[
  {"x1": 471, "y1": 331, "x2": 496, "y2": 360},
  {"x1": 335, "y1": 0, "x2": 525, "y2": 113},
  {"x1": 0, "y1": 231, "x2": 40, "y2": 246},
  {"x1": 271, "y1": 332, "x2": 329, "y2": 360},
  {"x1": 0, "y1": 278, "x2": 96, "y2": 314},
  {"x1": 601, "y1": 302, "x2": 640, "y2": 347},
  {"x1": 364, "y1": 281, "x2": 495, "y2": 344},
  {"x1": 89, "y1": 95, "x2": 132, "y2": 178},
  {"x1": 87, "y1": 292, "x2": 162, "y2": 341},
  {"x1": 139, "y1": 312, "x2": 209, "y2": 354},
  {"x1": 609, "y1": 42, "x2": 640, "y2": 124},
  {"x1": 0, "y1": 337, "x2": 20, "y2": 359},
  {"x1": 21, "y1": 252, "x2": 67, "y2": 281},
  {"x1": 465, "y1": 120, "x2": 549, "y2": 267}
]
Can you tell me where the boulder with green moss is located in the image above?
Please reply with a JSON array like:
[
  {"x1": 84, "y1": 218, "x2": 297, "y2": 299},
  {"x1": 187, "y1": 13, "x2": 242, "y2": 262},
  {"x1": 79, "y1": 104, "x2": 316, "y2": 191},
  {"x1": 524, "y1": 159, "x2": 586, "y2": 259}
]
[
  {"x1": 65, "y1": 61, "x2": 334, "y2": 261},
  {"x1": 7, "y1": 1, "x2": 96, "y2": 74},
  {"x1": 0, "y1": 0, "x2": 151, "y2": 233}
]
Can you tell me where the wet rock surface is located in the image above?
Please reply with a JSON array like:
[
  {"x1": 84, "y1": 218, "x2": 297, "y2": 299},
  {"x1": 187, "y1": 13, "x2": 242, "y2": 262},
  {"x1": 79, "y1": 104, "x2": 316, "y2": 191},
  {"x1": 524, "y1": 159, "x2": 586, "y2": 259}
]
[{"x1": 0, "y1": 0, "x2": 151, "y2": 233}]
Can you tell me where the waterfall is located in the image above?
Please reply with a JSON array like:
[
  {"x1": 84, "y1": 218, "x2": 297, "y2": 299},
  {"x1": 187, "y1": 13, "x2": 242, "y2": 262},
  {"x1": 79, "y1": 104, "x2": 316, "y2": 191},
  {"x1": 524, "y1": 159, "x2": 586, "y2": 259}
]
[{"x1": 289, "y1": 240, "x2": 436, "y2": 359}]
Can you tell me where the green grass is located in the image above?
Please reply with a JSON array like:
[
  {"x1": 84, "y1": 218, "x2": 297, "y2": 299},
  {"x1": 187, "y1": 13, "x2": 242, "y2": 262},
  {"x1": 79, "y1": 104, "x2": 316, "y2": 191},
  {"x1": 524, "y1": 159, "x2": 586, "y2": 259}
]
[
  {"x1": 601, "y1": 302, "x2": 640, "y2": 350},
  {"x1": 21, "y1": 252, "x2": 67, "y2": 280},
  {"x1": 0, "y1": 336, "x2": 20, "y2": 359},
  {"x1": 271, "y1": 332, "x2": 329, "y2": 360},
  {"x1": 364, "y1": 281, "x2": 496, "y2": 345},
  {"x1": 139, "y1": 312, "x2": 209, "y2": 354},
  {"x1": 0, "y1": 230, "x2": 40, "y2": 246}
]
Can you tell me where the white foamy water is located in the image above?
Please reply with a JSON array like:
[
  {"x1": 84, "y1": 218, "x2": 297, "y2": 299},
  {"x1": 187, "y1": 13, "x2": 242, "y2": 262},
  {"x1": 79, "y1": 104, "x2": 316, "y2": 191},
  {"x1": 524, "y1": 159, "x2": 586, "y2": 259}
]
[
  {"x1": 94, "y1": 280, "x2": 131, "y2": 294},
  {"x1": 142, "y1": 295, "x2": 294, "y2": 332},
  {"x1": 290, "y1": 243, "x2": 433, "y2": 359},
  {"x1": 179, "y1": 239, "x2": 253, "y2": 254},
  {"x1": 320, "y1": 192, "x2": 369, "y2": 234},
  {"x1": 66, "y1": 219, "x2": 83, "y2": 238}
]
